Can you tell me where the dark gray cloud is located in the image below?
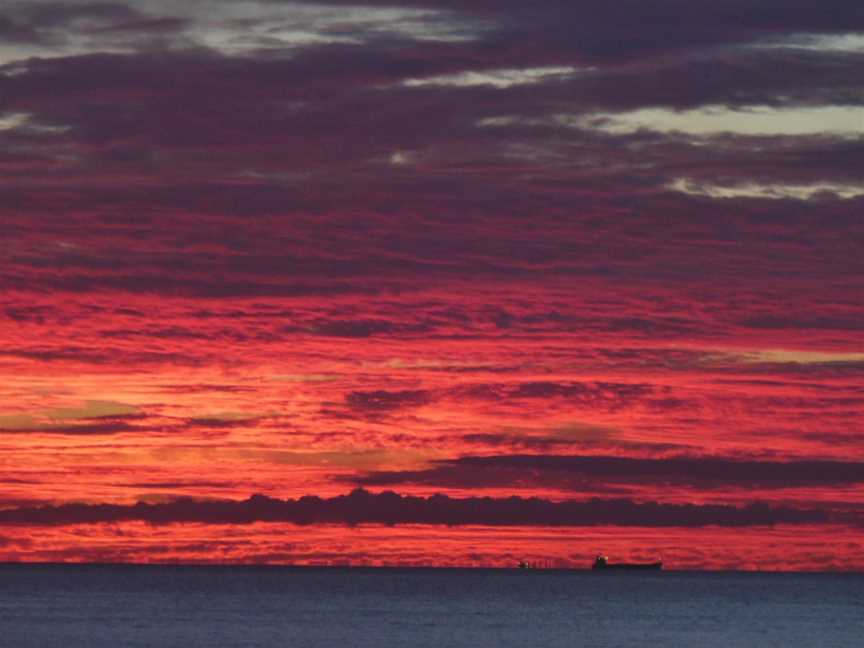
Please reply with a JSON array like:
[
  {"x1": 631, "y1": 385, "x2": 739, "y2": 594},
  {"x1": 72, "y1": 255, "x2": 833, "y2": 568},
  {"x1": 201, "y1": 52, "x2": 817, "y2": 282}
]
[
  {"x1": 451, "y1": 381, "x2": 656, "y2": 411},
  {"x1": 341, "y1": 381, "x2": 659, "y2": 416},
  {"x1": 353, "y1": 454, "x2": 864, "y2": 490},
  {"x1": 0, "y1": 488, "x2": 844, "y2": 527},
  {"x1": 345, "y1": 390, "x2": 432, "y2": 412},
  {"x1": 0, "y1": 421, "x2": 142, "y2": 435},
  {"x1": 459, "y1": 432, "x2": 689, "y2": 454},
  {"x1": 305, "y1": 319, "x2": 433, "y2": 338}
]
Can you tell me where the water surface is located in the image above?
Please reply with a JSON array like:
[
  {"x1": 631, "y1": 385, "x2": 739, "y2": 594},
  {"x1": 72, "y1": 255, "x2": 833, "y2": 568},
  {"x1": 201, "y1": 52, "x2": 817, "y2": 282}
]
[{"x1": 2, "y1": 565, "x2": 862, "y2": 647}]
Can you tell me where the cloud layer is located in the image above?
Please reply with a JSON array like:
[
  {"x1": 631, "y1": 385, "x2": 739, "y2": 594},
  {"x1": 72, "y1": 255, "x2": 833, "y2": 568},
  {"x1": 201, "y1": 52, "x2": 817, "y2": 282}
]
[
  {"x1": 0, "y1": 489, "x2": 842, "y2": 528},
  {"x1": 1, "y1": 0, "x2": 862, "y2": 568}
]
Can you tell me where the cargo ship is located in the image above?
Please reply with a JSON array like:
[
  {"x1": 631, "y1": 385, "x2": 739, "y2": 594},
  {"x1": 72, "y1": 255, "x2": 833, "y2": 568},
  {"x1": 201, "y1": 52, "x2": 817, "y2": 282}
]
[{"x1": 592, "y1": 555, "x2": 662, "y2": 570}]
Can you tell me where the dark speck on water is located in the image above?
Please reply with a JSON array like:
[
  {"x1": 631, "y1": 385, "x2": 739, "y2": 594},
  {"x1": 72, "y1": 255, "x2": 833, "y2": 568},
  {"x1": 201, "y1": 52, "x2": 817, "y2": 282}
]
[{"x1": 1, "y1": 564, "x2": 862, "y2": 647}]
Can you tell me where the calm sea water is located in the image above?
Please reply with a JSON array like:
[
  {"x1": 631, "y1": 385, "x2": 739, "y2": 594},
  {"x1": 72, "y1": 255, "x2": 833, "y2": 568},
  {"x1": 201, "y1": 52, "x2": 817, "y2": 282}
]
[{"x1": 1, "y1": 565, "x2": 862, "y2": 647}]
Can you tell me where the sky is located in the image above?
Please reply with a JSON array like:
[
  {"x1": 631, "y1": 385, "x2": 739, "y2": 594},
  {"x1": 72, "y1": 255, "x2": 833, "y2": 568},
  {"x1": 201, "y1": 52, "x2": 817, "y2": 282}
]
[{"x1": 1, "y1": 0, "x2": 863, "y2": 570}]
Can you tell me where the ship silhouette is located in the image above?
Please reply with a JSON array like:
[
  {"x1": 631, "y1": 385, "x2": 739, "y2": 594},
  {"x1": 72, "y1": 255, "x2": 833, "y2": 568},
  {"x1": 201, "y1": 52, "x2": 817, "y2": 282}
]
[{"x1": 592, "y1": 555, "x2": 662, "y2": 571}]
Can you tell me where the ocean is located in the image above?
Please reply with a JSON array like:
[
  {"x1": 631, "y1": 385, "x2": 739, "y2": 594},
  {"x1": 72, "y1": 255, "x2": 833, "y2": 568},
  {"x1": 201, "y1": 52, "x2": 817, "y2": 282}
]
[{"x1": 1, "y1": 565, "x2": 862, "y2": 647}]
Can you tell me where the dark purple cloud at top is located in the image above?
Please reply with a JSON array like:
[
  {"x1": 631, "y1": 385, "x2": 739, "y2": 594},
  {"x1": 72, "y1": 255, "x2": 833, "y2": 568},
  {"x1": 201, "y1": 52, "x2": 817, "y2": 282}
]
[{"x1": 6, "y1": 1, "x2": 864, "y2": 61}]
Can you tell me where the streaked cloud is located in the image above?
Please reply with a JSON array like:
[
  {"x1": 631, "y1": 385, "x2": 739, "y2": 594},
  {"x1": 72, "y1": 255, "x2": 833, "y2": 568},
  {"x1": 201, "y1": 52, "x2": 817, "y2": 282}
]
[
  {"x1": 759, "y1": 33, "x2": 864, "y2": 53},
  {"x1": 0, "y1": 0, "x2": 481, "y2": 65},
  {"x1": 738, "y1": 350, "x2": 864, "y2": 365},
  {"x1": 0, "y1": 112, "x2": 28, "y2": 130},
  {"x1": 669, "y1": 179, "x2": 864, "y2": 201},
  {"x1": 580, "y1": 106, "x2": 864, "y2": 137},
  {"x1": 402, "y1": 66, "x2": 581, "y2": 89}
]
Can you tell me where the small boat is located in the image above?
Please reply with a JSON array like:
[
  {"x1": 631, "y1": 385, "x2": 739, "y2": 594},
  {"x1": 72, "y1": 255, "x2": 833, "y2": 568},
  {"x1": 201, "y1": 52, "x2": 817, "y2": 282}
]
[{"x1": 592, "y1": 555, "x2": 662, "y2": 571}]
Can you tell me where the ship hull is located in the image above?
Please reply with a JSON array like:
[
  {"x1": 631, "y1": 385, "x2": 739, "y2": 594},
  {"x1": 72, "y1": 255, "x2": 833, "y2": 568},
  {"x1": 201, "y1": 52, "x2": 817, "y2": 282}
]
[{"x1": 593, "y1": 562, "x2": 662, "y2": 571}]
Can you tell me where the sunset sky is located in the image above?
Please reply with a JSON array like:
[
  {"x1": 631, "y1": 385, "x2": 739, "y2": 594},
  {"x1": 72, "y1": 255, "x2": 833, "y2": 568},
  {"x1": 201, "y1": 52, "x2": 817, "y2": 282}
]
[{"x1": 1, "y1": 0, "x2": 863, "y2": 570}]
